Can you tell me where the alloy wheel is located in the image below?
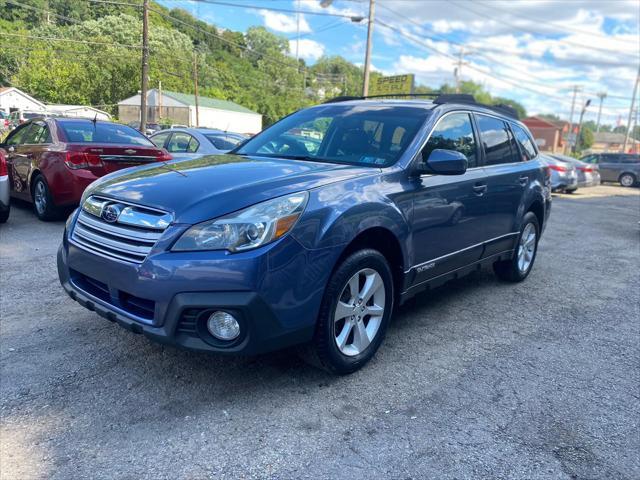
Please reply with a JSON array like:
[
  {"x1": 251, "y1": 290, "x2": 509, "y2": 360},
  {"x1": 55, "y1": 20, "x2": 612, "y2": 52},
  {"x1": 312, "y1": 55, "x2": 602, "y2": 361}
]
[
  {"x1": 34, "y1": 181, "x2": 47, "y2": 215},
  {"x1": 333, "y1": 268, "x2": 386, "y2": 357},
  {"x1": 517, "y1": 223, "x2": 537, "y2": 273}
]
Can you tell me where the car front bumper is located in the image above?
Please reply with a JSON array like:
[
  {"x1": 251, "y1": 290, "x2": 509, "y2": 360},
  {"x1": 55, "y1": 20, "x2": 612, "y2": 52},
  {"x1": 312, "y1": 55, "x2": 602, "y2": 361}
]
[{"x1": 57, "y1": 218, "x2": 337, "y2": 355}]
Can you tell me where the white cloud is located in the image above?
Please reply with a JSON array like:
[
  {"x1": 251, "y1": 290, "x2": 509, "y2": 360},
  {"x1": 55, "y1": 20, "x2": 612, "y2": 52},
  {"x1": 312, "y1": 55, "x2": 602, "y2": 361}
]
[
  {"x1": 289, "y1": 39, "x2": 326, "y2": 61},
  {"x1": 259, "y1": 10, "x2": 311, "y2": 34}
]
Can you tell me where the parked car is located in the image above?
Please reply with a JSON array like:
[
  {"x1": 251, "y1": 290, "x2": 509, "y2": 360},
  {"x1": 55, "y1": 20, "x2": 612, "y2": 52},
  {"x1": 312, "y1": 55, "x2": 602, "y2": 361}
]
[
  {"x1": 541, "y1": 154, "x2": 578, "y2": 193},
  {"x1": 0, "y1": 148, "x2": 9, "y2": 223},
  {"x1": 8, "y1": 110, "x2": 49, "y2": 128},
  {"x1": 580, "y1": 153, "x2": 640, "y2": 187},
  {"x1": 150, "y1": 128, "x2": 247, "y2": 160},
  {"x1": 58, "y1": 95, "x2": 551, "y2": 374},
  {"x1": 1, "y1": 117, "x2": 172, "y2": 220},
  {"x1": 127, "y1": 121, "x2": 162, "y2": 136},
  {"x1": 550, "y1": 153, "x2": 600, "y2": 188},
  {"x1": 0, "y1": 111, "x2": 10, "y2": 132}
]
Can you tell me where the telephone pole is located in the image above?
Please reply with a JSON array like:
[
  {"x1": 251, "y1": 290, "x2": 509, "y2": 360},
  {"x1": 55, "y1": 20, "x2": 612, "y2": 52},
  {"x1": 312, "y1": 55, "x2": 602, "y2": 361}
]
[
  {"x1": 595, "y1": 92, "x2": 607, "y2": 132},
  {"x1": 362, "y1": 0, "x2": 375, "y2": 97},
  {"x1": 566, "y1": 85, "x2": 581, "y2": 154},
  {"x1": 140, "y1": 0, "x2": 150, "y2": 131},
  {"x1": 454, "y1": 48, "x2": 465, "y2": 93},
  {"x1": 193, "y1": 52, "x2": 200, "y2": 127},
  {"x1": 622, "y1": 65, "x2": 640, "y2": 153}
]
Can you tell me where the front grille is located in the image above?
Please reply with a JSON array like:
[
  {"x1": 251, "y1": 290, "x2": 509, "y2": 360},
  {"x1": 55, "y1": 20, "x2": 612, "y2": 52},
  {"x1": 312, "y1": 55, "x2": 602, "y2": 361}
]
[{"x1": 70, "y1": 196, "x2": 171, "y2": 264}]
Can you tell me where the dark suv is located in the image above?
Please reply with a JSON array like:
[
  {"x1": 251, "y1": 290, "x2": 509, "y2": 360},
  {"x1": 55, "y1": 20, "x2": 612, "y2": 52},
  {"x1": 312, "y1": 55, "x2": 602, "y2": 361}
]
[
  {"x1": 580, "y1": 153, "x2": 640, "y2": 187},
  {"x1": 57, "y1": 94, "x2": 551, "y2": 374}
]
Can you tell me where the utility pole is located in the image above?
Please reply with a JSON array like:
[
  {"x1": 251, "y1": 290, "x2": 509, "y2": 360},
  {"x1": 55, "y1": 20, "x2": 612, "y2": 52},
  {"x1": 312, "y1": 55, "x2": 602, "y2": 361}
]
[
  {"x1": 362, "y1": 0, "x2": 375, "y2": 97},
  {"x1": 455, "y1": 48, "x2": 465, "y2": 93},
  {"x1": 140, "y1": 0, "x2": 150, "y2": 131},
  {"x1": 566, "y1": 85, "x2": 581, "y2": 154},
  {"x1": 595, "y1": 92, "x2": 607, "y2": 132},
  {"x1": 622, "y1": 65, "x2": 640, "y2": 153},
  {"x1": 193, "y1": 52, "x2": 200, "y2": 127},
  {"x1": 573, "y1": 99, "x2": 591, "y2": 153},
  {"x1": 295, "y1": 0, "x2": 300, "y2": 64},
  {"x1": 158, "y1": 80, "x2": 162, "y2": 121}
]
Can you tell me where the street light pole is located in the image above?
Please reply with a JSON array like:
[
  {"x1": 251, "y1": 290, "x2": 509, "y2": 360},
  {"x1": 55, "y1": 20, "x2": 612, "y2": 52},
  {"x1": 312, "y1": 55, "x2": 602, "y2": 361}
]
[
  {"x1": 362, "y1": 0, "x2": 375, "y2": 97},
  {"x1": 574, "y1": 99, "x2": 591, "y2": 153},
  {"x1": 595, "y1": 92, "x2": 607, "y2": 133}
]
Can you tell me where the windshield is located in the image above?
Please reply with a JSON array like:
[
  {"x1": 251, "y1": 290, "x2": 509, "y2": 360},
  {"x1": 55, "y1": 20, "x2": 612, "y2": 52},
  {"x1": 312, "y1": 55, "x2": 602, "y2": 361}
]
[
  {"x1": 205, "y1": 134, "x2": 244, "y2": 150},
  {"x1": 235, "y1": 104, "x2": 430, "y2": 167},
  {"x1": 60, "y1": 122, "x2": 154, "y2": 146}
]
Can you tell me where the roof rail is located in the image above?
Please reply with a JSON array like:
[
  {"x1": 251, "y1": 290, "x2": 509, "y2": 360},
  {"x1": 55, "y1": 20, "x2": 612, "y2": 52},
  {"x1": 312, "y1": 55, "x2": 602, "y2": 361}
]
[
  {"x1": 323, "y1": 93, "x2": 439, "y2": 104},
  {"x1": 323, "y1": 92, "x2": 520, "y2": 119}
]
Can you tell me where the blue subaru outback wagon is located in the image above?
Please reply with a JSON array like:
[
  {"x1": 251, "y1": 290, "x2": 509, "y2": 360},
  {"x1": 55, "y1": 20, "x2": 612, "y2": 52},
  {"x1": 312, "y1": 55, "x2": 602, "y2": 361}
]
[{"x1": 57, "y1": 94, "x2": 551, "y2": 374}]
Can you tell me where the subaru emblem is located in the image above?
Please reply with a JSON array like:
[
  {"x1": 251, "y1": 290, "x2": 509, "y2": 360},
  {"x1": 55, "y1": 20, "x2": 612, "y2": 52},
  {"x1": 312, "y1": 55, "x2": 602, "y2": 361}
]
[{"x1": 101, "y1": 204, "x2": 122, "y2": 223}]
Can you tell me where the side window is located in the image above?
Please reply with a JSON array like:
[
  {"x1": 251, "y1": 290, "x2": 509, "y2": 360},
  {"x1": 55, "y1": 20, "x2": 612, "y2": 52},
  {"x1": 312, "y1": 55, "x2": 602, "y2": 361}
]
[
  {"x1": 423, "y1": 113, "x2": 477, "y2": 168},
  {"x1": 150, "y1": 132, "x2": 171, "y2": 148},
  {"x1": 602, "y1": 155, "x2": 619, "y2": 163},
  {"x1": 166, "y1": 132, "x2": 193, "y2": 153},
  {"x1": 512, "y1": 124, "x2": 537, "y2": 161},
  {"x1": 38, "y1": 125, "x2": 52, "y2": 143},
  {"x1": 5, "y1": 124, "x2": 30, "y2": 146},
  {"x1": 187, "y1": 136, "x2": 199, "y2": 153},
  {"x1": 581, "y1": 155, "x2": 597, "y2": 164},
  {"x1": 23, "y1": 124, "x2": 45, "y2": 144},
  {"x1": 476, "y1": 115, "x2": 514, "y2": 166}
]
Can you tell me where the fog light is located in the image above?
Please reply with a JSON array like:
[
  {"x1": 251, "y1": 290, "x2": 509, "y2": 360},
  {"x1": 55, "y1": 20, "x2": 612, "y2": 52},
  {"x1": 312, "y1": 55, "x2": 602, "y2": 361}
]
[{"x1": 206, "y1": 311, "x2": 240, "y2": 341}]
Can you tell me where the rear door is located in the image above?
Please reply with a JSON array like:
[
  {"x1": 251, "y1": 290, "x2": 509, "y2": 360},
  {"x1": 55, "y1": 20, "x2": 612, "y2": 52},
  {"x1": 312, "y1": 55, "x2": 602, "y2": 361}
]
[
  {"x1": 165, "y1": 131, "x2": 200, "y2": 160},
  {"x1": 476, "y1": 114, "x2": 533, "y2": 255},
  {"x1": 410, "y1": 111, "x2": 489, "y2": 284},
  {"x1": 597, "y1": 154, "x2": 620, "y2": 182}
]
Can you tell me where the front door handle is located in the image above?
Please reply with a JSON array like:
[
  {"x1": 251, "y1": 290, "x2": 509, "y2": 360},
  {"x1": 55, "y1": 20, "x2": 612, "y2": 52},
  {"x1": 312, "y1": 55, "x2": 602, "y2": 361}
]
[
  {"x1": 518, "y1": 176, "x2": 529, "y2": 186},
  {"x1": 473, "y1": 184, "x2": 487, "y2": 195}
]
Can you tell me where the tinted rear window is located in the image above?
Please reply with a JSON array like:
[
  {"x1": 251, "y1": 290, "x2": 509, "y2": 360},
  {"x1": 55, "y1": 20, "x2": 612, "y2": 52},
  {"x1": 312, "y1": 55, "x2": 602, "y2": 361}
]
[
  {"x1": 205, "y1": 134, "x2": 243, "y2": 150},
  {"x1": 60, "y1": 122, "x2": 153, "y2": 146}
]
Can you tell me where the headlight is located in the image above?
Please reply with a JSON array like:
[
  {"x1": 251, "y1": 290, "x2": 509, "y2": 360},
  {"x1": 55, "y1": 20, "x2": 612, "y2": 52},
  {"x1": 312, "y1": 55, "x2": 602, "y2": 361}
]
[{"x1": 172, "y1": 192, "x2": 308, "y2": 252}]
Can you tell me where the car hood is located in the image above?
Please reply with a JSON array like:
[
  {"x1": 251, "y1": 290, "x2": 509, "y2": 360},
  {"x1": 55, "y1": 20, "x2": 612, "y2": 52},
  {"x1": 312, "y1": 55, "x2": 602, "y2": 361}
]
[{"x1": 85, "y1": 154, "x2": 375, "y2": 224}]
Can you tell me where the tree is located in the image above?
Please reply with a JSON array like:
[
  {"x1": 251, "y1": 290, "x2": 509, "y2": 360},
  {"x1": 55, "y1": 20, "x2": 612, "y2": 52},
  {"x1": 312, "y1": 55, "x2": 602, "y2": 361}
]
[{"x1": 577, "y1": 126, "x2": 594, "y2": 151}]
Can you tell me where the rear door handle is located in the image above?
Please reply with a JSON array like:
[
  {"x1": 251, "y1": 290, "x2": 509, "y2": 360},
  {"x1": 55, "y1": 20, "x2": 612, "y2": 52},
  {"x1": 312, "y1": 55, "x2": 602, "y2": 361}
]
[
  {"x1": 473, "y1": 184, "x2": 487, "y2": 195},
  {"x1": 518, "y1": 176, "x2": 529, "y2": 186}
]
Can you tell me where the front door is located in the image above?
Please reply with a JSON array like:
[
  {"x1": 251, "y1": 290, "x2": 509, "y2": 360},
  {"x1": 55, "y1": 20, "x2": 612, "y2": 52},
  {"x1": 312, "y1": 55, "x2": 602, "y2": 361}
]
[{"x1": 410, "y1": 112, "x2": 488, "y2": 285}]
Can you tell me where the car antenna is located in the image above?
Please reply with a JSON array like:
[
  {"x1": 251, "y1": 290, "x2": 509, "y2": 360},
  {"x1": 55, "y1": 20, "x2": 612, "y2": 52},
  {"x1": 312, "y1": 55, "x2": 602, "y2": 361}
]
[{"x1": 92, "y1": 113, "x2": 98, "y2": 128}]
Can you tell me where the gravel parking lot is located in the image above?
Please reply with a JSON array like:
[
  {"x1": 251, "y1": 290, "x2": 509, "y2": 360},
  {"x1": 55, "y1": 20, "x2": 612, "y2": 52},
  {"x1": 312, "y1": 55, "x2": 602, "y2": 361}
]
[{"x1": 1, "y1": 185, "x2": 639, "y2": 480}]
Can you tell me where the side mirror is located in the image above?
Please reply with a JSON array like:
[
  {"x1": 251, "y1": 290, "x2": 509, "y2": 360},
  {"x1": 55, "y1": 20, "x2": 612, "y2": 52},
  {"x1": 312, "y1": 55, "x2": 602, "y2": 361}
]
[{"x1": 416, "y1": 149, "x2": 468, "y2": 176}]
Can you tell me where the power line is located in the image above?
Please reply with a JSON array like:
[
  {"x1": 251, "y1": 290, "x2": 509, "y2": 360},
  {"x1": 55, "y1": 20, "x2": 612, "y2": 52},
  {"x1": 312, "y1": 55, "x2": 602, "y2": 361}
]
[
  {"x1": 1, "y1": 32, "x2": 142, "y2": 49},
  {"x1": 473, "y1": 0, "x2": 638, "y2": 47},
  {"x1": 449, "y1": 0, "x2": 639, "y2": 60},
  {"x1": 181, "y1": 0, "x2": 366, "y2": 21}
]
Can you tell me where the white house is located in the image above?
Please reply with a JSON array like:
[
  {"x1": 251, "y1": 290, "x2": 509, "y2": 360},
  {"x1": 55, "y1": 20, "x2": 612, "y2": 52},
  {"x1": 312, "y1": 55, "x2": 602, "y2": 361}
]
[
  {"x1": 118, "y1": 89, "x2": 262, "y2": 134},
  {"x1": 46, "y1": 104, "x2": 111, "y2": 121},
  {"x1": 0, "y1": 87, "x2": 47, "y2": 115}
]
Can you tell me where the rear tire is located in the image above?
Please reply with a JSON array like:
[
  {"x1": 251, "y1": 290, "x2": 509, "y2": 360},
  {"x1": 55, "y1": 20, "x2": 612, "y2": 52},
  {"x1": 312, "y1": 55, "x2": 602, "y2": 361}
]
[
  {"x1": 31, "y1": 175, "x2": 61, "y2": 221},
  {"x1": 619, "y1": 173, "x2": 636, "y2": 187},
  {"x1": 493, "y1": 212, "x2": 540, "y2": 282},
  {"x1": 300, "y1": 249, "x2": 394, "y2": 375}
]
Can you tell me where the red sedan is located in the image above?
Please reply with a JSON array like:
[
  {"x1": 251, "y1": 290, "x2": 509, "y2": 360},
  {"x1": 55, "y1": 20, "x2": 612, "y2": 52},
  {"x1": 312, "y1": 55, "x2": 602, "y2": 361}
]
[{"x1": 1, "y1": 117, "x2": 172, "y2": 220}]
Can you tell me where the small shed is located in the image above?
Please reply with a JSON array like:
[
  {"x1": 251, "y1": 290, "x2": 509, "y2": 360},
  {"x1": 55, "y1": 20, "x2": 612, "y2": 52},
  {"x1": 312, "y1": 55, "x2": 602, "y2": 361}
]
[
  {"x1": 46, "y1": 104, "x2": 111, "y2": 121},
  {"x1": 117, "y1": 89, "x2": 262, "y2": 134},
  {"x1": 0, "y1": 87, "x2": 47, "y2": 115}
]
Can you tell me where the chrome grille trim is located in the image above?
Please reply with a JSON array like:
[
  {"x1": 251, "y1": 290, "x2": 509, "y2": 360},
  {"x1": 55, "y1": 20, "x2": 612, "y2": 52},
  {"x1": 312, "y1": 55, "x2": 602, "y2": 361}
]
[
  {"x1": 71, "y1": 197, "x2": 172, "y2": 264},
  {"x1": 99, "y1": 155, "x2": 157, "y2": 162}
]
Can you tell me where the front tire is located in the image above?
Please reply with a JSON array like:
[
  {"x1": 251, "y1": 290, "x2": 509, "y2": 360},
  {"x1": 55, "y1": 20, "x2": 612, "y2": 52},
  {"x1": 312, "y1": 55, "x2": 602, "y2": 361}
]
[
  {"x1": 619, "y1": 173, "x2": 636, "y2": 187},
  {"x1": 493, "y1": 212, "x2": 540, "y2": 282},
  {"x1": 302, "y1": 249, "x2": 394, "y2": 374},
  {"x1": 31, "y1": 175, "x2": 61, "y2": 221}
]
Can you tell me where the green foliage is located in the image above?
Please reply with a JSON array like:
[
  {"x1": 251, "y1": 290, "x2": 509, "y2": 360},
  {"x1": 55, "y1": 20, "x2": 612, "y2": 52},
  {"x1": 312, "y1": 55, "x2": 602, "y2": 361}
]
[{"x1": 577, "y1": 126, "x2": 594, "y2": 151}]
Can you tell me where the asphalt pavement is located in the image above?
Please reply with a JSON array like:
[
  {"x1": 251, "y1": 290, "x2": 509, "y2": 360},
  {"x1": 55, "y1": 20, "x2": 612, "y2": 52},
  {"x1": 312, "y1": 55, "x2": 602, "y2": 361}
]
[{"x1": 1, "y1": 185, "x2": 639, "y2": 480}]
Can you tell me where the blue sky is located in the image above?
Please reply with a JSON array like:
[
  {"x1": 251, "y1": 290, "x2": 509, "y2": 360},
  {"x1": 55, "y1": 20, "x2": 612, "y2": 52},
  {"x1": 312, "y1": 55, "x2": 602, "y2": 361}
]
[{"x1": 157, "y1": 0, "x2": 640, "y2": 124}]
